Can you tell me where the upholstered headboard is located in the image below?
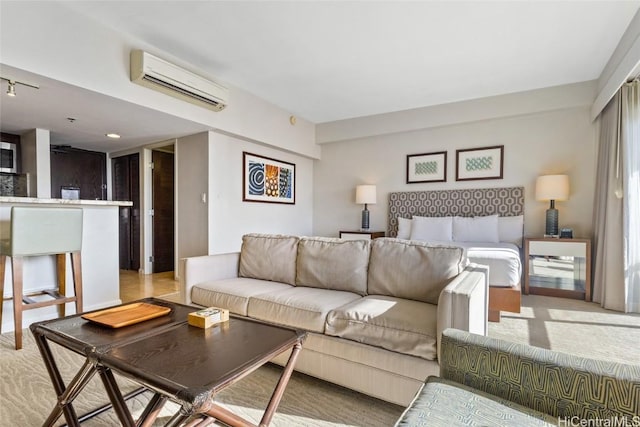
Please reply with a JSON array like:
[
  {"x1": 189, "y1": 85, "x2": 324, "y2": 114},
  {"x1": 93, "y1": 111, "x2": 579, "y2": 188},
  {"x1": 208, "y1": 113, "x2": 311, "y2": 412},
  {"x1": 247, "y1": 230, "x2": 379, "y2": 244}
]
[{"x1": 387, "y1": 186, "x2": 524, "y2": 237}]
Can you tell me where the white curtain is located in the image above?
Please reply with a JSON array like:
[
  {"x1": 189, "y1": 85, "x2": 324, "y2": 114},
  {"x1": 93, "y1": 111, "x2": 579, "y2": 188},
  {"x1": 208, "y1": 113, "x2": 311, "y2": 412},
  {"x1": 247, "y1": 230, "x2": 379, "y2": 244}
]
[
  {"x1": 592, "y1": 80, "x2": 640, "y2": 313},
  {"x1": 621, "y1": 81, "x2": 640, "y2": 312}
]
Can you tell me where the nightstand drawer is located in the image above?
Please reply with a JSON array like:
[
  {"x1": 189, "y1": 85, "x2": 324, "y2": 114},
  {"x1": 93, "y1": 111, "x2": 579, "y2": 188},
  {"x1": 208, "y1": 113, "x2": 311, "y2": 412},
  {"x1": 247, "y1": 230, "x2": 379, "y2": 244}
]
[
  {"x1": 339, "y1": 231, "x2": 385, "y2": 241},
  {"x1": 528, "y1": 240, "x2": 586, "y2": 257}
]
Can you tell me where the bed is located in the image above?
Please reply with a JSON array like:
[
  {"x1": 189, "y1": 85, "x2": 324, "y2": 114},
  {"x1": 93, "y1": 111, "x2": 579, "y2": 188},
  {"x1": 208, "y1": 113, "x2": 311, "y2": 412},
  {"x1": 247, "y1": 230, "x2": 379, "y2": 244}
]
[{"x1": 388, "y1": 187, "x2": 524, "y2": 322}]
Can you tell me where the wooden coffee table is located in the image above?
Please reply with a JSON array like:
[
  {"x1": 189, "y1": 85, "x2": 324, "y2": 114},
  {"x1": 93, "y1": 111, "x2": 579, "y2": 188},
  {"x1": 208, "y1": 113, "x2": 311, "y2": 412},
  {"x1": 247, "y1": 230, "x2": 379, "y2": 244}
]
[{"x1": 30, "y1": 298, "x2": 306, "y2": 427}]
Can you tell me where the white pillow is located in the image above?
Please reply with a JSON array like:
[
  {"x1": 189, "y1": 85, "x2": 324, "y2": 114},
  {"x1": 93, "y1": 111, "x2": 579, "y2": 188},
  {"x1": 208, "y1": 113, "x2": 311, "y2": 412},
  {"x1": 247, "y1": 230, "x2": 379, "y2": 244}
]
[
  {"x1": 452, "y1": 215, "x2": 500, "y2": 243},
  {"x1": 397, "y1": 217, "x2": 412, "y2": 239},
  {"x1": 410, "y1": 216, "x2": 453, "y2": 242},
  {"x1": 498, "y1": 215, "x2": 524, "y2": 247}
]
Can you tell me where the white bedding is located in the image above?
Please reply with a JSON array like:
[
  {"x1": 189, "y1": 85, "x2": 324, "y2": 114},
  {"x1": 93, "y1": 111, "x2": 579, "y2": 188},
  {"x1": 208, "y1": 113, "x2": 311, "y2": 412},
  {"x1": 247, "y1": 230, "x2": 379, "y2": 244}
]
[
  {"x1": 393, "y1": 213, "x2": 523, "y2": 288},
  {"x1": 416, "y1": 241, "x2": 522, "y2": 288},
  {"x1": 457, "y1": 242, "x2": 522, "y2": 288}
]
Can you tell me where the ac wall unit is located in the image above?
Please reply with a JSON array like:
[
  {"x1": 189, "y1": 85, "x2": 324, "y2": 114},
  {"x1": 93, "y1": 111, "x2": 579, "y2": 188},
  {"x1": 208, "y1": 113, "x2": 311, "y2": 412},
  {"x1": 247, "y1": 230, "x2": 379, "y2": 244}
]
[{"x1": 130, "y1": 49, "x2": 228, "y2": 112}]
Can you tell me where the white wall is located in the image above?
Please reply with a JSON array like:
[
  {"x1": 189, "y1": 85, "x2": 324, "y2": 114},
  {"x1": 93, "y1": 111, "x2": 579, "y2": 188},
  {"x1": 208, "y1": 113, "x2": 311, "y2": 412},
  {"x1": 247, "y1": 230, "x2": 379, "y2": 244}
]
[
  {"x1": 161, "y1": 130, "x2": 315, "y2": 276},
  {"x1": 317, "y1": 81, "x2": 597, "y2": 144},
  {"x1": 20, "y1": 128, "x2": 51, "y2": 198},
  {"x1": 314, "y1": 94, "x2": 598, "y2": 239},
  {"x1": 176, "y1": 133, "x2": 209, "y2": 262},
  {"x1": 208, "y1": 132, "x2": 314, "y2": 254}
]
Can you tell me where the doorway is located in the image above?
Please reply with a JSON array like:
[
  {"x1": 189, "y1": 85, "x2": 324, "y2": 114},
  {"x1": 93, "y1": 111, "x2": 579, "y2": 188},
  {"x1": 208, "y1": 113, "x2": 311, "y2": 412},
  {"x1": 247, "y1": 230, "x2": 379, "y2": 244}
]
[
  {"x1": 112, "y1": 145, "x2": 176, "y2": 275},
  {"x1": 112, "y1": 153, "x2": 141, "y2": 271},
  {"x1": 152, "y1": 147, "x2": 175, "y2": 273}
]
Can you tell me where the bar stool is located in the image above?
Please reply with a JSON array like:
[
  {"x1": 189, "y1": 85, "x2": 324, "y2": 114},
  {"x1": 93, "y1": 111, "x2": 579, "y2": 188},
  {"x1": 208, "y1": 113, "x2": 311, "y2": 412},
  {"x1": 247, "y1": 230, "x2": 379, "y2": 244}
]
[{"x1": 0, "y1": 207, "x2": 83, "y2": 349}]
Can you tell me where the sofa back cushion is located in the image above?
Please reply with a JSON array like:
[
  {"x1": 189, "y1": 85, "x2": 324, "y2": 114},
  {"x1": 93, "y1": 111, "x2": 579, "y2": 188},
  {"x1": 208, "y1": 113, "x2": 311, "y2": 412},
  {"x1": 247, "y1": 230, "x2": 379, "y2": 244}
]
[
  {"x1": 368, "y1": 238, "x2": 466, "y2": 304},
  {"x1": 296, "y1": 237, "x2": 370, "y2": 295},
  {"x1": 239, "y1": 234, "x2": 299, "y2": 285}
]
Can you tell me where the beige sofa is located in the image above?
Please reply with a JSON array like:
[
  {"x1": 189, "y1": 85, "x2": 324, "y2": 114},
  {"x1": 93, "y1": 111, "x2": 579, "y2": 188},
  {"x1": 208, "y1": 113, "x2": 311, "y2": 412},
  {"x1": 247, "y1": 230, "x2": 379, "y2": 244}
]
[{"x1": 180, "y1": 234, "x2": 488, "y2": 406}]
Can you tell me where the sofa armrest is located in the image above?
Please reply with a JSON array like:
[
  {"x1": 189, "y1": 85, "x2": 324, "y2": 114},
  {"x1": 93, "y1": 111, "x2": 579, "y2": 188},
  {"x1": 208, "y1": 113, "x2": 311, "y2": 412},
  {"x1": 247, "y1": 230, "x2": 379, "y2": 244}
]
[
  {"x1": 439, "y1": 328, "x2": 640, "y2": 420},
  {"x1": 436, "y1": 263, "x2": 488, "y2": 359},
  {"x1": 179, "y1": 252, "x2": 240, "y2": 304}
]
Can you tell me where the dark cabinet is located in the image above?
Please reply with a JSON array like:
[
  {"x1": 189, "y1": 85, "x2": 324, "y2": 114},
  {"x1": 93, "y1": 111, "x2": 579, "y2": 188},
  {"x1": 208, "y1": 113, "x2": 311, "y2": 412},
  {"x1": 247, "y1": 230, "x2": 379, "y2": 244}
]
[{"x1": 50, "y1": 146, "x2": 106, "y2": 200}]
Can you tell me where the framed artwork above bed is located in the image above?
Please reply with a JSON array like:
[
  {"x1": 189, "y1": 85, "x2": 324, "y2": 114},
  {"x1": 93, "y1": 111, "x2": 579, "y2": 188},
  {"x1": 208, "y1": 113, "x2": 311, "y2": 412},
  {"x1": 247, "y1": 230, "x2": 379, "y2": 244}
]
[
  {"x1": 406, "y1": 151, "x2": 447, "y2": 183},
  {"x1": 456, "y1": 145, "x2": 504, "y2": 181}
]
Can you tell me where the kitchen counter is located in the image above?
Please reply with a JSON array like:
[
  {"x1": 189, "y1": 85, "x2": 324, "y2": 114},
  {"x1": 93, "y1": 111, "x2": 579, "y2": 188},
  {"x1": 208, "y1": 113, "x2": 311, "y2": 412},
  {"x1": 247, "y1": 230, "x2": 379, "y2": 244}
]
[
  {"x1": 0, "y1": 196, "x2": 132, "y2": 206},
  {"x1": 1, "y1": 198, "x2": 131, "y2": 333}
]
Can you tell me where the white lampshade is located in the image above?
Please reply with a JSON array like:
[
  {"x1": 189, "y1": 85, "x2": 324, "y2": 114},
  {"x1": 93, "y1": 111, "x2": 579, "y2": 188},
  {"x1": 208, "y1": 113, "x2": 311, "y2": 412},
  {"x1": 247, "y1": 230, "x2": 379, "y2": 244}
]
[
  {"x1": 535, "y1": 175, "x2": 569, "y2": 201},
  {"x1": 355, "y1": 185, "x2": 377, "y2": 205}
]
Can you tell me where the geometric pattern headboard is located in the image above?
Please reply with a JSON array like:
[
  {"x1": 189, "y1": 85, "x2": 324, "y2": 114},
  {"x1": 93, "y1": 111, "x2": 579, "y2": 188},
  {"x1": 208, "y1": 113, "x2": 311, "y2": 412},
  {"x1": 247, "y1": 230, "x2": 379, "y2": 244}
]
[{"x1": 388, "y1": 186, "x2": 524, "y2": 237}]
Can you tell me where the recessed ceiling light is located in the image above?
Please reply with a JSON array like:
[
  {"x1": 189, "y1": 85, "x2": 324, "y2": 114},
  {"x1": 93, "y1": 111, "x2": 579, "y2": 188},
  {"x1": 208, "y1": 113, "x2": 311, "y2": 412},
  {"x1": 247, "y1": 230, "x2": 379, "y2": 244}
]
[{"x1": 105, "y1": 133, "x2": 121, "y2": 139}]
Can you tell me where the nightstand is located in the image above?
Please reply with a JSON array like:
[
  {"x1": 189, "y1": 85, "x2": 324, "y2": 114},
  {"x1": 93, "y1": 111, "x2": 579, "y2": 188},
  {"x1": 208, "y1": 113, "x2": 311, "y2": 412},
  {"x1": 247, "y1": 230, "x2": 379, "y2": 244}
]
[
  {"x1": 524, "y1": 237, "x2": 591, "y2": 301},
  {"x1": 339, "y1": 230, "x2": 385, "y2": 241}
]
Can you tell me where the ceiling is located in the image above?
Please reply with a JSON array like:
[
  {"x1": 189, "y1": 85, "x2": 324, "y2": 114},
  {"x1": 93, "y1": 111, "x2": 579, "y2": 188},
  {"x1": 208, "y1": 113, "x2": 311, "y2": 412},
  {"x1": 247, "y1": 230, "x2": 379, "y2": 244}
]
[
  {"x1": 1, "y1": 1, "x2": 639, "y2": 153},
  {"x1": 0, "y1": 65, "x2": 211, "y2": 152}
]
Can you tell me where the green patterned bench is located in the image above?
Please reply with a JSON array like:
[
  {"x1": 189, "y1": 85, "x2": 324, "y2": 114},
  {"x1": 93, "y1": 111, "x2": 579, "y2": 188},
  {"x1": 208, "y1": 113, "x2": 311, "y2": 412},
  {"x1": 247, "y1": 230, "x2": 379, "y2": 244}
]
[{"x1": 396, "y1": 329, "x2": 640, "y2": 426}]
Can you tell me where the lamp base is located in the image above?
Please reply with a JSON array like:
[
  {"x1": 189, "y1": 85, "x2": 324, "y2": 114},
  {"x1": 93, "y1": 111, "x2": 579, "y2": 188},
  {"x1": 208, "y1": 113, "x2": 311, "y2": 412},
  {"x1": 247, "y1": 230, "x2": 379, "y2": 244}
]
[
  {"x1": 361, "y1": 208, "x2": 370, "y2": 231},
  {"x1": 545, "y1": 208, "x2": 559, "y2": 236}
]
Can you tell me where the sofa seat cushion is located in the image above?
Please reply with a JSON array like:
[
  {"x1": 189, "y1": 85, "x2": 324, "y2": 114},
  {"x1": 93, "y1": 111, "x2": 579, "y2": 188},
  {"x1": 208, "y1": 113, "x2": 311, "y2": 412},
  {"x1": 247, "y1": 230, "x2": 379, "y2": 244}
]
[
  {"x1": 395, "y1": 377, "x2": 556, "y2": 426},
  {"x1": 325, "y1": 295, "x2": 438, "y2": 360},
  {"x1": 191, "y1": 278, "x2": 293, "y2": 316},
  {"x1": 247, "y1": 286, "x2": 362, "y2": 333}
]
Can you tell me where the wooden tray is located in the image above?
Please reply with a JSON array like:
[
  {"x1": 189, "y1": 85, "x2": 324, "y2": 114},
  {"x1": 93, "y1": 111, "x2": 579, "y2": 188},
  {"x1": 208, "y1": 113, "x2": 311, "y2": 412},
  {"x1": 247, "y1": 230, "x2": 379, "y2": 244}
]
[{"x1": 82, "y1": 302, "x2": 171, "y2": 328}]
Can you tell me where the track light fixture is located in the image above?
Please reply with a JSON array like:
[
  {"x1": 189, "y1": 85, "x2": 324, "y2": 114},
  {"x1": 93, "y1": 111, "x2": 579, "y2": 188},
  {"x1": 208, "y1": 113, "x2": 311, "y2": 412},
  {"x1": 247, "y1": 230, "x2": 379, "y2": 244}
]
[
  {"x1": 1, "y1": 76, "x2": 40, "y2": 97},
  {"x1": 7, "y1": 81, "x2": 16, "y2": 97}
]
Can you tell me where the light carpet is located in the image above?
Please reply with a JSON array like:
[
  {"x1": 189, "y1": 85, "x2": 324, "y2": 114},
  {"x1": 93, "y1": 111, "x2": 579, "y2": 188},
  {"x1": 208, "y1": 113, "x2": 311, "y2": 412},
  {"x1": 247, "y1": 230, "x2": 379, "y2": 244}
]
[
  {"x1": 0, "y1": 330, "x2": 402, "y2": 426},
  {"x1": 488, "y1": 294, "x2": 640, "y2": 365},
  {"x1": 1, "y1": 294, "x2": 639, "y2": 426}
]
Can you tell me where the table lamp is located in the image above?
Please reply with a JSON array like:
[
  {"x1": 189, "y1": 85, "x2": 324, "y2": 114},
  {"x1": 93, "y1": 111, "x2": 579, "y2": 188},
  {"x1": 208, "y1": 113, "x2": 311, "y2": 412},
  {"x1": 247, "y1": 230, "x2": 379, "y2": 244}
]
[
  {"x1": 355, "y1": 185, "x2": 376, "y2": 231},
  {"x1": 535, "y1": 174, "x2": 569, "y2": 236}
]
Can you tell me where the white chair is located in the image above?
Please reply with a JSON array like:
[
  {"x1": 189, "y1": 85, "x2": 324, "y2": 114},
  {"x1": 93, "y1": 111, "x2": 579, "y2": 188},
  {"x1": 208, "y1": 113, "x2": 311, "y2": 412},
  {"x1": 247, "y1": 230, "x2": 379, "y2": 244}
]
[{"x1": 0, "y1": 207, "x2": 83, "y2": 349}]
